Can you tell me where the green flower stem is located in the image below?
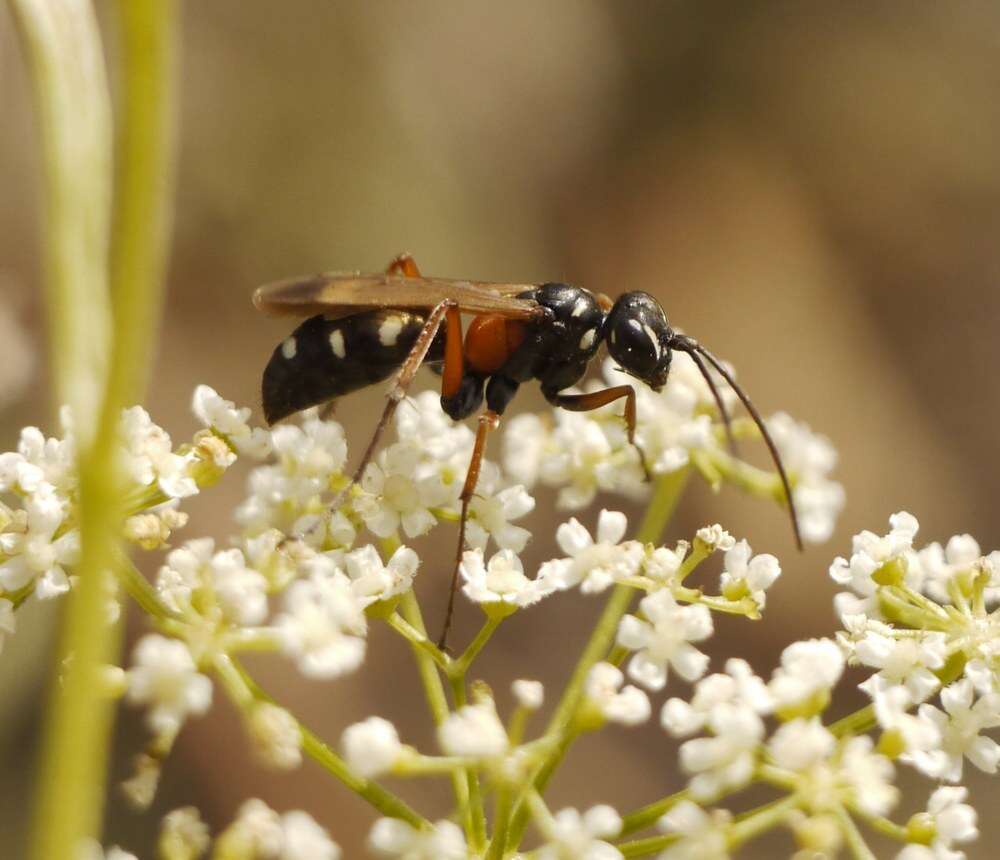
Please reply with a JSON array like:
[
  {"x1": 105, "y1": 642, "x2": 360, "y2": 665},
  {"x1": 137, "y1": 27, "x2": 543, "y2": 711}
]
[
  {"x1": 850, "y1": 808, "x2": 908, "y2": 842},
  {"x1": 398, "y1": 591, "x2": 472, "y2": 837},
  {"x1": 729, "y1": 794, "x2": 799, "y2": 846},
  {"x1": 385, "y1": 611, "x2": 453, "y2": 671},
  {"x1": 834, "y1": 804, "x2": 878, "y2": 860},
  {"x1": 618, "y1": 834, "x2": 679, "y2": 858},
  {"x1": 829, "y1": 705, "x2": 877, "y2": 739},
  {"x1": 394, "y1": 754, "x2": 481, "y2": 775},
  {"x1": 485, "y1": 781, "x2": 513, "y2": 860},
  {"x1": 507, "y1": 468, "x2": 690, "y2": 849},
  {"x1": 221, "y1": 627, "x2": 284, "y2": 653},
  {"x1": 107, "y1": 0, "x2": 178, "y2": 402},
  {"x1": 446, "y1": 667, "x2": 488, "y2": 852},
  {"x1": 617, "y1": 794, "x2": 801, "y2": 857},
  {"x1": 619, "y1": 790, "x2": 690, "y2": 837},
  {"x1": 220, "y1": 655, "x2": 429, "y2": 829},
  {"x1": 115, "y1": 557, "x2": 178, "y2": 622},
  {"x1": 451, "y1": 614, "x2": 504, "y2": 678}
]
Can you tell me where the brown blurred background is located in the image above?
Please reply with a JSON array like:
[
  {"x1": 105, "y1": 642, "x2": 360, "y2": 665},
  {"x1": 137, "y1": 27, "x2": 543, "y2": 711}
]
[{"x1": 2, "y1": 2, "x2": 999, "y2": 857}]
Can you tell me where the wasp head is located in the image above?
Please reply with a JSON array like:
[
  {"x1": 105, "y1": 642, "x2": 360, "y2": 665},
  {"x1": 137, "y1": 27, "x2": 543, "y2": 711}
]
[{"x1": 604, "y1": 291, "x2": 674, "y2": 391}]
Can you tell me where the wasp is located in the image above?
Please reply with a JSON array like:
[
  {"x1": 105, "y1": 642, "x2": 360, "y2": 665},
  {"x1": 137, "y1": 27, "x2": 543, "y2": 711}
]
[{"x1": 255, "y1": 253, "x2": 801, "y2": 646}]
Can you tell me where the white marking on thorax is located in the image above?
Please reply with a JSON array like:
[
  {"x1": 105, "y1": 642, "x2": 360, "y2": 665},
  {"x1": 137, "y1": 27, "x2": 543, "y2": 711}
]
[
  {"x1": 579, "y1": 328, "x2": 597, "y2": 350},
  {"x1": 379, "y1": 316, "x2": 404, "y2": 346},
  {"x1": 281, "y1": 337, "x2": 297, "y2": 359},
  {"x1": 571, "y1": 297, "x2": 590, "y2": 317},
  {"x1": 329, "y1": 329, "x2": 346, "y2": 359}
]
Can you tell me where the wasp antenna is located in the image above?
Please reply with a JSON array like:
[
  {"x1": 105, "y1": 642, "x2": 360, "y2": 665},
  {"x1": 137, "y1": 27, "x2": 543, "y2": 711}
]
[
  {"x1": 684, "y1": 347, "x2": 738, "y2": 459},
  {"x1": 675, "y1": 337, "x2": 803, "y2": 552}
]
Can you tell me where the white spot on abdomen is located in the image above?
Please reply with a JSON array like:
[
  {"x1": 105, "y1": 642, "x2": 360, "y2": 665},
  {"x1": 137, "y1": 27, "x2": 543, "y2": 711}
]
[
  {"x1": 572, "y1": 297, "x2": 590, "y2": 317},
  {"x1": 579, "y1": 328, "x2": 597, "y2": 350},
  {"x1": 281, "y1": 337, "x2": 297, "y2": 359},
  {"x1": 379, "y1": 316, "x2": 403, "y2": 346},
  {"x1": 329, "y1": 329, "x2": 346, "y2": 359}
]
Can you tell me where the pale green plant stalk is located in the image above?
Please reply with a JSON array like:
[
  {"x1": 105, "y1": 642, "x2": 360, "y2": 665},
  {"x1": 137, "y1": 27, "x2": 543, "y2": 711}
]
[{"x1": 8, "y1": 1, "x2": 178, "y2": 857}]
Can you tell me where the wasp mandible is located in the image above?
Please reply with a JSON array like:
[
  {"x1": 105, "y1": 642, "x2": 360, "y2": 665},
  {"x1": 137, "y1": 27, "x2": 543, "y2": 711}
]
[{"x1": 255, "y1": 253, "x2": 802, "y2": 647}]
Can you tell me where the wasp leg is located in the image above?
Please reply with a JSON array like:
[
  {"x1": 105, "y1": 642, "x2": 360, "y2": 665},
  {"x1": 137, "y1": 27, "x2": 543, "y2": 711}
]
[
  {"x1": 385, "y1": 252, "x2": 422, "y2": 278},
  {"x1": 327, "y1": 298, "x2": 459, "y2": 515},
  {"x1": 437, "y1": 409, "x2": 499, "y2": 651},
  {"x1": 548, "y1": 385, "x2": 652, "y2": 481}
]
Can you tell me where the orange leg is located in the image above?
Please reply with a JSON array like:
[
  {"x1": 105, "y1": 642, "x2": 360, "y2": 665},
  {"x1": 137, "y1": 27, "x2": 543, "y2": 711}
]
[
  {"x1": 386, "y1": 252, "x2": 422, "y2": 278},
  {"x1": 437, "y1": 409, "x2": 499, "y2": 650},
  {"x1": 549, "y1": 385, "x2": 651, "y2": 479}
]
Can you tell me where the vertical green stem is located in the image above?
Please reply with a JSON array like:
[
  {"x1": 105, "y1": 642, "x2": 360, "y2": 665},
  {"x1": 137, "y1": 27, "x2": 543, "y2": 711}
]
[
  {"x1": 506, "y1": 468, "x2": 690, "y2": 848},
  {"x1": 107, "y1": 0, "x2": 179, "y2": 401},
  {"x1": 11, "y1": 3, "x2": 179, "y2": 857},
  {"x1": 399, "y1": 591, "x2": 472, "y2": 835}
]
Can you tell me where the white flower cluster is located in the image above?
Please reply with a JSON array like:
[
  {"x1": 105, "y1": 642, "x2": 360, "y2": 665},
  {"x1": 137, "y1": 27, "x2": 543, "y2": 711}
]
[
  {"x1": 502, "y1": 357, "x2": 844, "y2": 542},
  {"x1": 20, "y1": 375, "x2": 1000, "y2": 860}
]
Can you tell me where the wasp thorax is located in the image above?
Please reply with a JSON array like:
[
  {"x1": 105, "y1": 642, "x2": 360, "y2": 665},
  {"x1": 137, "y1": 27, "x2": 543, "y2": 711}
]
[{"x1": 604, "y1": 291, "x2": 674, "y2": 390}]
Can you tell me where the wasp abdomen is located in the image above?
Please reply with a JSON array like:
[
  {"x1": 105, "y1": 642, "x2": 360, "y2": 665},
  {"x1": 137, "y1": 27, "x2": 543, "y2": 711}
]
[{"x1": 262, "y1": 310, "x2": 438, "y2": 424}]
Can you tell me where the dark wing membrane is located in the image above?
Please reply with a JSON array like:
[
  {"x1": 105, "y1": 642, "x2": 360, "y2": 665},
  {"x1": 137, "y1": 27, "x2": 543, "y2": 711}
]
[{"x1": 253, "y1": 274, "x2": 541, "y2": 320}]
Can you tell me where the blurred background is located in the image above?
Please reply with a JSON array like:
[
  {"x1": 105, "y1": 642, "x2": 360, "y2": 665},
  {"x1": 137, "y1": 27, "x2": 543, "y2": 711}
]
[{"x1": 2, "y1": 2, "x2": 1000, "y2": 856}]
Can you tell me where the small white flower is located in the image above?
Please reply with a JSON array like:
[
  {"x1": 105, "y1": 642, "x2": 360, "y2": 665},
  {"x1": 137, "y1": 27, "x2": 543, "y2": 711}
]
[
  {"x1": 343, "y1": 544, "x2": 418, "y2": 604},
  {"x1": 0, "y1": 487, "x2": 78, "y2": 598},
  {"x1": 539, "y1": 510, "x2": 643, "y2": 593},
  {"x1": 125, "y1": 635, "x2": 212, "y2": 735},
  {"x1": 356, "y1": 443, "x2": 439, "y2": 538},
  {"x1": 851, "y1": 620, "x2": 946, "y2": 703},
  {"x1": 617, "y1": 590, "x2": 713, "y2": 690},
  {"x1": 584, "y1": 662, "x2": 651, "y2": 726},
  {"x1": 768, "y1": 720, "x2": 898, "y2": 817},
  {"x1": 248, "y1": 703, "x2": 302, "y2": 770},
  {"x1": 461, "y1": 548, "x2": 554, "y2": 608},
  {"x1": 768, "y1": 638, "x2": 845, "y2": 713},
  {"x1": 192, "y1": 384, "x2": 272, "y2": 460},
  {"x1": 766, "y1": 412, "x2": 844, "y2": 543},
  {"x1": 275, "y1": 566, "x2": 367, "y2": 679},
  {"x1": 159, "y1": 806, "x2": 210, "y2": 860},
  {"x1": 913, "y1": 535, "x2": 984, "y2": 604},
  {"x1": 867, "y1": 684, "x2": 942, "y2": 756},
  {"x1": 679, "y1": 704, "x2": 763, "y2": 799},
  {"x1": 0, "y1": 425, "x2": 75, "y2": 495},
  {"x1": 657, "y1": 801, "x2": 730, "y2": 860},
  {"x1": 642, "y1": 542, "x2": 689, "y2": 589},
  {"x1": 220, "y1": 799, "x2": 283, "y2": 857},
  {"x1": 768, "y1": 718, "x2": 836, "y2": 773},
  {"x1": 157, "y1": 539, "x2": 268, "y2": 626},
  {"x1": 908, "y1": 679, "x2": 1000, "y2": 781},
  {"x1": 536, "y1": 805, "x2": 623, "y2": 860},
  {"x1": 694, "y1": 525, "x2": 735, "y2": 554},
  {"x1": 368, "y1": 818, "x2": 468, "y2": 860},
  {"x1": 513, "y1": 679, "x2": 544, "y2": 710},
  {"x1": 342, "y1": 716, "x2": 403, "y2": 777},
  {"x1": 662, "y1": 659, "x2": 772, "y2": 737},
  {"x1": 829, "y1": 512, "x2": 920, "y2": 610},
  {"x1": 718, "y1": 540, "x2": 780, "y2": 611},
  {"x1": 279, "y1": 810, "x2": 341, "y2": 860},
  {"x1": 467, "y1": 484, "x2": 535, "y2": 552},
  {"x1": 900, "y1": 786, "x2": 978, "y2": 860},
  {"x1": 438, "y1": 701, "x2": 508, "y2": 757},
  {"x1": 120, "y1": 406, "x2": 200, "y2": 499}
]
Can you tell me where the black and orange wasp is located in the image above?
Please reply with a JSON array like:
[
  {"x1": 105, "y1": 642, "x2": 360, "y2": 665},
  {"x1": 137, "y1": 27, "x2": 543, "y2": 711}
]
[{"x1": 255, "y1": 253, "x2": 801, "y2": 647}]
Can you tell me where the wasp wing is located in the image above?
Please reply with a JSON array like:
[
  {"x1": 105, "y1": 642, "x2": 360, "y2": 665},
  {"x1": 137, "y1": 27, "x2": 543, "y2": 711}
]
[{"x1": 253, "y1": 274, "x2": 541, "y2": 320}]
